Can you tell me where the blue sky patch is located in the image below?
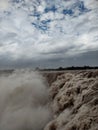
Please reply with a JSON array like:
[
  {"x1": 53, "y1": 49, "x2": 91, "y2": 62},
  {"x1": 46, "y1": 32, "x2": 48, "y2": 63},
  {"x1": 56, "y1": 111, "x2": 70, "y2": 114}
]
[
  {"x1": 62, "y1": 9, "x2": 73, "y2": 15},
  {"x1": 44, "y1": 5, "x2": 57, "y2": 13}
]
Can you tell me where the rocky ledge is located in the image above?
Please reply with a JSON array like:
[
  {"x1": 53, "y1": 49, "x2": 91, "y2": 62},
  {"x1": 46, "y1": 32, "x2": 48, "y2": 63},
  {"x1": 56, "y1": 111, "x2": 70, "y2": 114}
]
[{"x1": 44, "y1": 70, "x2": 98, "y2": 130}]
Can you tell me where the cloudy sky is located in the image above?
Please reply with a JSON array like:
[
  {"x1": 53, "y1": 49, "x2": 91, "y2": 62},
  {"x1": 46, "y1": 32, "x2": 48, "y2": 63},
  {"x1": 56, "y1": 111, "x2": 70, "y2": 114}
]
[{"x1": 0, "y1": 0, "x2": 98, "y2": 68}]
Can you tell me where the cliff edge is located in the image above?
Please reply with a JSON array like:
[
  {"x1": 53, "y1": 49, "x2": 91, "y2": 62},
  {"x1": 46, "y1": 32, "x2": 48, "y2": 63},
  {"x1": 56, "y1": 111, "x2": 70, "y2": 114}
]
[{"x1": 44, "y1": 70, "x2": 98, "y2": 130}]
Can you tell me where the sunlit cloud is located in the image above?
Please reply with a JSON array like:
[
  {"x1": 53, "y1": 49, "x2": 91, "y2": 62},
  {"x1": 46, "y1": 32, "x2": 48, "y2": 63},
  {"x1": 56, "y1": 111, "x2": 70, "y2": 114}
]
[{"x1": 0, "y1": 0, "x2": 10, "y2": 11}]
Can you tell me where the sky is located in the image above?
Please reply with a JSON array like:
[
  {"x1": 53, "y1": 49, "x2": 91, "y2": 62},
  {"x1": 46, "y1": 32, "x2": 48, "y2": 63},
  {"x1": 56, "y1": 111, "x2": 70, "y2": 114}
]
[{"x1": 0, "y1": 0, "x2": 98, "y2": 69}]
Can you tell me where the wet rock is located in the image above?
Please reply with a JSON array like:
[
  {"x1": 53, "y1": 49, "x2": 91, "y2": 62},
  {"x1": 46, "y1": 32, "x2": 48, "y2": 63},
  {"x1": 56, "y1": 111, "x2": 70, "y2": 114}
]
[{"x1": 44, "y1": 70, "x2": 98, "y2": 130}]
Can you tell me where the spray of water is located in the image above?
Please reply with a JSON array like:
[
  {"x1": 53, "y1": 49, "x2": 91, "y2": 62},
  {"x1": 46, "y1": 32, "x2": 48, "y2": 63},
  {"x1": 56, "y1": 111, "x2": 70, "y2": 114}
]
[{"x1": 0, "y1": 70, "x2": 52, "y2": 130}]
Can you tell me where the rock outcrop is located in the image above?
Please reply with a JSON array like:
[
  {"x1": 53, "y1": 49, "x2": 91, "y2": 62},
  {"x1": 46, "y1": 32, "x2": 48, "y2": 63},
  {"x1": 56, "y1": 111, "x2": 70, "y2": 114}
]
[{"x1": 44, "y1": 70, "x2": 98, "y2": 130}]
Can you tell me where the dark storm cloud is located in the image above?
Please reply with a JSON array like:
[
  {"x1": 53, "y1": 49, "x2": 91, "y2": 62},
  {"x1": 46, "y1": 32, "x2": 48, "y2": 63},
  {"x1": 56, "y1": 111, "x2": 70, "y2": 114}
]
[{"x1": 0, "y1": 50, "x2": 98, "y2": 69}]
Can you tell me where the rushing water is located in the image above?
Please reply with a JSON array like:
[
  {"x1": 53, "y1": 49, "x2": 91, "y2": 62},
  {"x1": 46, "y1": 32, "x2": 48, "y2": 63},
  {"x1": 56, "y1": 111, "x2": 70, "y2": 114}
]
[{"x1": 0, "y1": 70, "x2": 52, "y2": 130}]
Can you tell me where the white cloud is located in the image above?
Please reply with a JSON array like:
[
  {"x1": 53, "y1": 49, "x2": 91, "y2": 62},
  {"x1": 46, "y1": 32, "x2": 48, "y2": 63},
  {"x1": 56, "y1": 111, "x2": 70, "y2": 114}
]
[
  {"x1": 0, "y1": 0, "x2": 98, "y2": 67},
  {"x1": 0, "y1": 0, "x2": 10, "y2": 11}
]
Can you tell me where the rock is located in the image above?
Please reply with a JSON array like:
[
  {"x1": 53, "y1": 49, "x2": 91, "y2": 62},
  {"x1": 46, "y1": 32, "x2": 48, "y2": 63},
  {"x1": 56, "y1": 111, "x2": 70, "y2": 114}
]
[{"x1": 44, "y1": 70, "x2": 98, "y2": 130}]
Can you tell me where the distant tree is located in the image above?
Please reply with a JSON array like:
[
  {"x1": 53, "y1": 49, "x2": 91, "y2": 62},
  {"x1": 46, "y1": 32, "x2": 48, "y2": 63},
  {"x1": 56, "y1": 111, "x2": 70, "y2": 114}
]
[{"x1": 58, "y1": 67, "x2": 63, "y2": 70}]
